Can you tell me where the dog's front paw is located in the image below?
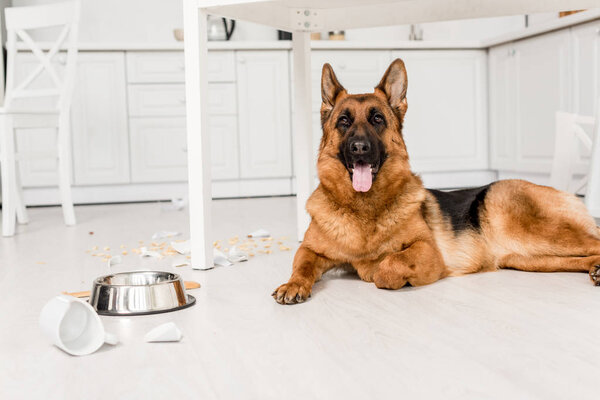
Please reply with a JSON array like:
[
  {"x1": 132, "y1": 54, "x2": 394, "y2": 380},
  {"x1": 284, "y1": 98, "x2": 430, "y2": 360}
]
[
  {"x1": 271, "y1": 281, "x2": 312, "y2": 305},
  {"x1": 590, "y1": 265, "x2": 600, "y2": 286}
]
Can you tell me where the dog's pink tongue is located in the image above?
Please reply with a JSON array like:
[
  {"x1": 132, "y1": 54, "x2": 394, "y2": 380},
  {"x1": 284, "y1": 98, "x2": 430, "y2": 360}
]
[{"x1": 352, "y1": 164, "x2": 372, "y2": 192}]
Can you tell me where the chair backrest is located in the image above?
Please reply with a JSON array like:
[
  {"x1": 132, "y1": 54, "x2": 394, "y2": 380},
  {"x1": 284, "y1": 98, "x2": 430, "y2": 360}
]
[
  {"x1": 550, "y1": 103, "x2": 600, "y2": 194},
  {"x1": 3, "y1": 0, "x2": 80, "y2": 112}
]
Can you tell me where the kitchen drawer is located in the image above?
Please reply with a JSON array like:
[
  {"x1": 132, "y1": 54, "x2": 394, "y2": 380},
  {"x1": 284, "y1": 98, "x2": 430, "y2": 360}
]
[
  {"x1": 129, "y1": 116, "x2": 239, "y2": 182},
  {"x1": 126, "y1": 51, "x2": 235, "y2": 83},
  {"x1": 128, "y1": 83, "x2": 236, "y2": 117}
]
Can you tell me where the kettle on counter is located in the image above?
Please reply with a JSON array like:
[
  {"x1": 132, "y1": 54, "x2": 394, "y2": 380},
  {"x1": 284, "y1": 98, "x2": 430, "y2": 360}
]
[{"x1": 207, "y1": 15, "x2": 236, "y2": 41}]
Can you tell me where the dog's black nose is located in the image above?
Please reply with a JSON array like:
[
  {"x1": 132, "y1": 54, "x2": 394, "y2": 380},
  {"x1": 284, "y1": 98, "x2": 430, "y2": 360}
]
[{"x1": 350, "y1": 140, "x2": 370, "y2": 155}]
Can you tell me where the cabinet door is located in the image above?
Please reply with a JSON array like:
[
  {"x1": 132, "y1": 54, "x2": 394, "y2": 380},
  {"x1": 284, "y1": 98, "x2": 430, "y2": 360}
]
[
  {"x1": 71, "y1": 52, "x2": 130, "y2": 184},
  {"x1": 129, "y1": 118, "x2": 187, "y2": 182},
  {"x1": 571, "y1": 20, "x2": 600, "y2": 171},
  {"x1": 489, "y1": 43, "x2": 518, "y2": 170},
  {"x1": 310, "y1": 51, "x2": 392, "y2": 111},
  {"x1": 512, "y1": 30, "x2": 571, "y2": 172},
  {"x1": 127, "y1": 83, "x2": 236, "y2": 117},
  {"x1": 392, "y1": 50, "x2": 488, "y2": 171},
  {"x1": 129, "y1": 116, "x2": 238, "y2": 182},
  {"x1": 13, "y1": 53, "x2": 62, "y2": 187},
  {"x1": 236, "y1": 51, "x2": 291, "y2": 178}
]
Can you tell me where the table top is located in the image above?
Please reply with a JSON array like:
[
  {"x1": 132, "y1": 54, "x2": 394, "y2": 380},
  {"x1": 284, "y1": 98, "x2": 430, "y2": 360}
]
[
  {"x1": 199, "y1": 0, "x2": 600, "y2": 32},
  {"x1": 18, "y1": 8, "x2": 600, "y2": 52}
]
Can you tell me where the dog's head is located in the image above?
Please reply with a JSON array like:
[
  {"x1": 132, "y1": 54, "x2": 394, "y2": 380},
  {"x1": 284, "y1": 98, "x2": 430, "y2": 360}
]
[{"x1": 317, "y1": 59, "x2": 411, "y2": 198}]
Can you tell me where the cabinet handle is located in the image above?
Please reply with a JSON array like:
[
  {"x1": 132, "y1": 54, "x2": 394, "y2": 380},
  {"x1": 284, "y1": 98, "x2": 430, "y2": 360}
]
[
  {"x1": 596, "y1": 27, "x2": 600, "y2": 35},
  {"x1": 238, "y1": 58, "x2": 246, "y2": 64},
  {"x1": 58, "y1": 55, "x2": 67, "y2": 65},
  {"x1": 179, "y1": 64, "x2": 185, "y2": 70},
  {"x1": 179, "y1": 98, "x2": 186, "y2": 104},
  {"x1": 338, "y1": 63, "x2": 346, "y2": 70}
]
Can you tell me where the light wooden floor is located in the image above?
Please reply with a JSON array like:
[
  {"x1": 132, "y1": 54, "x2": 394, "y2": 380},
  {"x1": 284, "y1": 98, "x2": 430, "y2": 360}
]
[{"x1": 1, "y1": 197, "x2": 599, "y2": 400}]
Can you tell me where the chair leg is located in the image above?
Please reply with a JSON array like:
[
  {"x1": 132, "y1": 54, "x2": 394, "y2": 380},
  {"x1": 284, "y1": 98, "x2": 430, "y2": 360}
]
[
  {"x1": 14, "y1": 164, "x2": 29, "y2": 224},
  {"x1": 1, "y1": 115, "x2": 17, "y2": 236},
  {"x1": 57, "y1": 113, "x2": 76, "y2": 226}
]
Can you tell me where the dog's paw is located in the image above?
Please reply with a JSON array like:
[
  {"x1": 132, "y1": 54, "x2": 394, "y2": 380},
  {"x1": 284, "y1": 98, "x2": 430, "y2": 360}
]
[
  {"x1": 590, "y1": 265, "x2": 600, "y2": 286},
  {"x1": 271, "y1": 282, "x2": 311, "y2": 305}
]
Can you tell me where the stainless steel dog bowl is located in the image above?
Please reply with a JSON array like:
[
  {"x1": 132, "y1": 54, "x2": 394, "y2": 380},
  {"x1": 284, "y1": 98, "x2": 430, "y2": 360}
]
[{"x1": 89, "y1": 271, "x2": 196, "y2": 316}]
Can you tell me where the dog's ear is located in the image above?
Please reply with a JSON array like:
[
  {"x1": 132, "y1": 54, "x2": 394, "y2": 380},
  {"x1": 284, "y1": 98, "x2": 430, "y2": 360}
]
[
  {"x1": 321, "y1": 63, "x2": 346, "y2": 118},
  {"x1": 375, "y1": 58, "x2": 408, "y2": 118}
]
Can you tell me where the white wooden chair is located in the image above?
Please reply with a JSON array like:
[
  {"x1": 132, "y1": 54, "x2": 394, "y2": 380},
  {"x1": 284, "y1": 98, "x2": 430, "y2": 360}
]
[
  {"x1": 550, "y1": 101, "x2": 600, "y2": 218},
  {"x1": 0, "y1": 0, "x2": 80, "y2": 236}
]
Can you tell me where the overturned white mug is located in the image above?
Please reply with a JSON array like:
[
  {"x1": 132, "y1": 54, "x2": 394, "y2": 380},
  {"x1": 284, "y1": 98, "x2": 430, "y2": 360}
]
[{"x1": 40, "y1": 295, "x2": 118, "y2": 356}]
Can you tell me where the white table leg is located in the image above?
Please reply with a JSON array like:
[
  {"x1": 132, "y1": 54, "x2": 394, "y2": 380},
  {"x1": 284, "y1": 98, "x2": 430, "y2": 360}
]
[
  {"x1": 183, "y1": 0, "x2": 213, "y2": 269},
  {"x1": 292, "y1": 32, "x2": 314, "y2": 241}
]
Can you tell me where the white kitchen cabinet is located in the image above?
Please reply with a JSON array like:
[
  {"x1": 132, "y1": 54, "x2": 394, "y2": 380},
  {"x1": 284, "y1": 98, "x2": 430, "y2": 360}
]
[
  {"x1": 571, "y1": 20, "x2": 600, "y2": 169},
  {"x1": 490, "y1": 30, "x2": 571, "y2": 173},
  {"x1": 393, "y1": 50, "x2": 488, "y2": 171},
  {"x1": 209, "y1": 116, "x2": 240, "y2": 180},
  {"x1": 128, "y1": 83, "x2": 236, "y2": 117},
  {"x1": 129, "y1": 116, "x2": 239, "y2": 183},
  {"x1": 14, "y1": 52, "x2": 130, "y2": 187},
  {"x1": 236, "y1": 50, "x2": 292, "y2": 179},
  {"x1": 126, "y1": 51, "x2": 235, "y2": 83},
  {"x1": 129, "y1": 117, "x2": 187, "y2": 182},
  {"x1": 13, "y1": 53, "x2": 62, "y2": 187},
  {"x1": 489, "y1": 42, "x2": 517, "y2": 170},
  {"x1": 71, "y1": 52, "x2": 130, "y2": 185}
]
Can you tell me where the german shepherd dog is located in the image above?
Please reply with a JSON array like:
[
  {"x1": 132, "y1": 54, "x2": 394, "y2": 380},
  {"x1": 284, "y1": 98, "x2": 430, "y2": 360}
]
[{"x1": 272, "y1": 59, "x2": 600, "y2": 304}]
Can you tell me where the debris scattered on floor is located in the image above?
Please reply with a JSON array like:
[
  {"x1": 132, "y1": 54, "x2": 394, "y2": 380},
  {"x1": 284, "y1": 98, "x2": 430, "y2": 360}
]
[
  {"x1": 151, "y1": 231, "x2": 180, "y2": 240},
  {"x1": 171, "y1": 240, "x2": 191, "y2": 255},
  {"x1": 213, "y1": 249, "x2": 232, "y2": 267},
  {"x1": 228, "y1": 246, "x2": 248, "y2": 263},
  {"x1": 161, "y1": 197, "x2": 186, "y2": 211},
  {"x1": 84, "y1": 227, "x2": 293, "y2": 268},
  {"x1": 247, "y1": 228, "x2": 270, "y2": 238},
  {"x1": 145, "y1": 322, "x2": 182, "y2": 343},
  {"x1": 88, "y1": 231, "x2": 94, "y2": 235},
  {"x1": 172, "y1": 258, "x2": 189, "y2": 268},
  {"x1": 108, "y1": 255, "x2": 122, "y2": 267},
  {"x1": 140, "y1": 247, "x2": 162, "y2": 258}
]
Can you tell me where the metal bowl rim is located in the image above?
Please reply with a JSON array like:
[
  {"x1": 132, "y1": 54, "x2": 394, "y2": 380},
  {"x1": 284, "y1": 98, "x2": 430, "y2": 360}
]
[
  {"x1": 94, "y1": 294, "x2": 196, "y2": 316},
  {"x1": 92, "y1": 270, "x2": 183, "y2": 287}
]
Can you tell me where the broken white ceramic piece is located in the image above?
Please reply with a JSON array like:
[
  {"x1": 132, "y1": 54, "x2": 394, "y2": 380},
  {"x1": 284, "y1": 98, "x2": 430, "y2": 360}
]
[
  {"x1": 152, "y1": 231, "x2": 180, "y2": 240},
  {"x1": 247, "y1": 228, "x2": 271, "y2": 238},
  {"x1": 161, "y1": 197, "x2": 186, "y2": 211},
  {"x1": 108, "y1": 255, "x2": 122, "y2": 268},
  {"x1": 171, "y1": 240, "x2": 190, "y2": 255},
  {"x1": 228, "y1": 246, "x2": 248, "y2": 263},
  {"x1": 214, "y1": 249, "x2": 233, "y2": 267},
  {"x1": 140, "y1": 247, "x2": 161, "y2": 258},
  {"x1": 145, "y1": 322, "x2": 182, "y2": 343}
]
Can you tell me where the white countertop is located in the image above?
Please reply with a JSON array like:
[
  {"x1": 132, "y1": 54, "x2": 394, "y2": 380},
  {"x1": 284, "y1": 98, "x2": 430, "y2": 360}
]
[{"x1": 16, "y1": 9, "x2": 600, "y2": 52}]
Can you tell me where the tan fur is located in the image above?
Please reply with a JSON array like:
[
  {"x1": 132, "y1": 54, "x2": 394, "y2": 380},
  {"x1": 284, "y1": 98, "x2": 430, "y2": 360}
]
[{"x1": 272, "y1": 59, "x2": 600, "y2": 305}]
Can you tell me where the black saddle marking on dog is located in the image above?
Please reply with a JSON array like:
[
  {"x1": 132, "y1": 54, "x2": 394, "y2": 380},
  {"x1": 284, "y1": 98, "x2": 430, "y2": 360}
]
[{"x1": 428, "y1": 184, "x2": 492, "y2": 232}]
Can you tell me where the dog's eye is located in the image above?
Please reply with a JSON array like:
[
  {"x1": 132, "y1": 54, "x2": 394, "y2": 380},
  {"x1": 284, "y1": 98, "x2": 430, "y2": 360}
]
[
  {"x1": 372, "y1": 114, "x2": 384, "y2": 124},
  {"x1": 337, "y1": 116, "x2": 350, "y2": 127}
]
